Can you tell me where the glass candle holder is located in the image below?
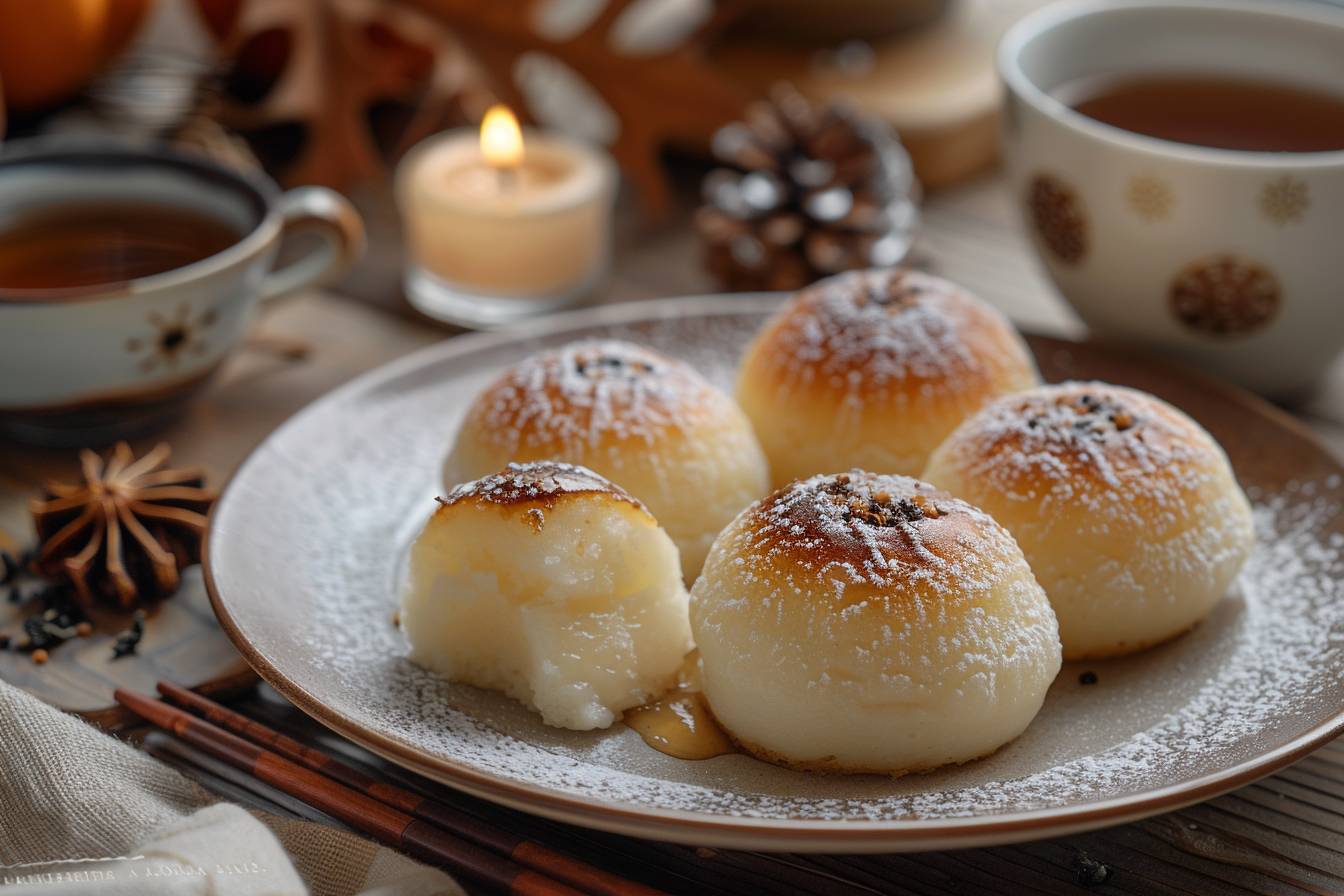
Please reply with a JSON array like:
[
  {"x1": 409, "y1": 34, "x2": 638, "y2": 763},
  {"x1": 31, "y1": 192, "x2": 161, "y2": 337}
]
[{"x1": 395, "y1": 123, "x2": 618, "y2": 330}]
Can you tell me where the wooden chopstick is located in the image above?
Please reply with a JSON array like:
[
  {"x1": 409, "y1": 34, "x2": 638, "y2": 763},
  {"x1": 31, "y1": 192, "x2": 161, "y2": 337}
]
[
  {"x1": 114, "y1": 688, "x2": 586, "y2": 896},
  {"x1": 156, "y1": 681, "x2": 668, "y2": 896},
  {"x1": 142, "y1": 731, "x2": 340, "y2": 824},
  {"x1": 214, "y1": 692, "x2": 849, "y2": 896}
]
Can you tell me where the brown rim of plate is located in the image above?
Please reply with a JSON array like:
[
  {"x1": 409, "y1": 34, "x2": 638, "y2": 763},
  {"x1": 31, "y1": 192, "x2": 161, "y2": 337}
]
[{"x1": 203, "y1": 293, "x2": 1344, "y2": 850}]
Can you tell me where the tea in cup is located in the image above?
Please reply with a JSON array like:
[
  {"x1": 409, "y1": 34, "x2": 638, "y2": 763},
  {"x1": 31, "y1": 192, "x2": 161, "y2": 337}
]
[
  {"x1": 0, "y1": 140, "x2": 364, "y2": 444},
  {"x1": 999, "y1": 0, "x2": 1344, "y2": 396}
]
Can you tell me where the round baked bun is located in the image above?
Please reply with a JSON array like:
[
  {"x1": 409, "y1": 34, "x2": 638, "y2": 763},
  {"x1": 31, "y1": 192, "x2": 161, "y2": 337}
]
[
  {"x1": 445, "y1": 340, "x2": 769, "y2": 580},
  {"x1": 736, "y1": 268, "x2": 1039, "y2": 486},
  {"x1": 402, "y1": 461, "x2": 692, "y2": 731},
  {"x1": 923, "y1": 382, "x2": 1255, "y2": 660},
  {"x1": 690, "y1": 471, "x2": 1061, "y2": 775}
]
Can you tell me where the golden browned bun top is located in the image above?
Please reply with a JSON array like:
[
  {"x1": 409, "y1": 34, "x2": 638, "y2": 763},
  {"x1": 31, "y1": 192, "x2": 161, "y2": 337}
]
[
  {"x1": 463, "y1": 340, "x2": 726, "y2": 455},
  {"x1": 439, "y1": 461, "x2": 648, "y2": 524},
  {"x1": 732, "y1": 470, "x2": 1023, "y2": 608},
  {"x1": 931, "y1": 381, "x2": 1225, "y2": 502},
  {"x1": 746, "y1": 268, "x2": 1035, "y2": 398}
]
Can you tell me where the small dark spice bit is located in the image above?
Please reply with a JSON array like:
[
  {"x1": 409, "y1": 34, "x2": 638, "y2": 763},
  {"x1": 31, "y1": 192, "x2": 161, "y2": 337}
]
[
  {"x1": 1072, "y1": 850, "x2": 1112, "y2": 887},
  {"x1": 22, "y1": 617, "x2": 56, "y2": 651},
  {"x1": 1079, "y1": 670, "x2": 1099, "y2": 685},
  {"x1": 111, "y1": 611, "x2": 146, "y2": 660},
  {"x1": 3, "y1": 577, "x2": 85, "y2": 655},
  {"x1": 15, "y1": 601, "x2": 84, "y2": 652},
  {"x1": 0, "y1": 551, "x2": 17, "y2": 584}
]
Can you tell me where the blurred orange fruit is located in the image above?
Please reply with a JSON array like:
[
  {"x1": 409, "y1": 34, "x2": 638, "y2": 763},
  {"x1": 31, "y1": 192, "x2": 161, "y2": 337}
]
[{"x1": 0, "y1": 0, "x2": 151, "y2": 113}]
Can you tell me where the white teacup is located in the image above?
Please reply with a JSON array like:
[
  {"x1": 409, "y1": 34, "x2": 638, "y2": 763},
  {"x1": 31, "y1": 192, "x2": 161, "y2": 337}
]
[
  {"x1": 999, "y1": 0, "x2": 1344, "y2": 396},
  {"x1": 0, "y1": 140, "x2": 364, "y2": 445}
]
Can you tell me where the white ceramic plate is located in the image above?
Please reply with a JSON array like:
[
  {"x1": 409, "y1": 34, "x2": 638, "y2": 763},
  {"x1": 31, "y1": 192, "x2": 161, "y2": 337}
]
[{"x1": 207, "y1": 295, "x2": 1344, "y2": 852}]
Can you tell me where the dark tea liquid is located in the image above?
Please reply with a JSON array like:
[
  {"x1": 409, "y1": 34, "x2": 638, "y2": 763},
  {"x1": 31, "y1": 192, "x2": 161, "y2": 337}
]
[
  {"x1": 0, "y1": 201, "x2": 243, "y2": 293},
  {"x1": 1057, "y1": 74, "x2": 1344, "y2": 153}
]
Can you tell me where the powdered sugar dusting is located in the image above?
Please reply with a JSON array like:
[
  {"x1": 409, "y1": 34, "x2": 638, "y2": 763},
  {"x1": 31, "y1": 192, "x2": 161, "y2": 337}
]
[
  {"x1": 748, "y1": 268, "x2": 1034, "y2": 398},
  {"x1": 461, "y1": 339, "x2": 724, "y2": 455},
  {"x1": 924, "y1": 381, "x2": 1255, "y2": 621},
  {"x1": 446, "y1": 336, "x2": 770, "y2": 579},
  {"x1": 211, "y1": 300, "x2": 1344, "y2": 834},
  {"x1": 931, "y1": 381, "x2": 1217, "y2": 509},
  {"x1": 692, "y1": 470, "x2": 1060, "y2": 767},
  {"x1": 734, "y1": 471, "x2": 1019, "y2": 601}
]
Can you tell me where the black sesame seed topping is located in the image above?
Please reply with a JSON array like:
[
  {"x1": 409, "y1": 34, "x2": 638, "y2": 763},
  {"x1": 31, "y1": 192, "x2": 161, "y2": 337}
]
[
  {"x1": 1042, "y1": 393, "x2": 1141, "y2": 436},
  {"x1": 575, "y1": 354, "x2": 656, "y2": 377},
  {"x1": 821, "y1": 475, "x2": 934, "y2": 527},
  {"x1": 867, "y1": 276, "x2": 923, "y2": 308}
]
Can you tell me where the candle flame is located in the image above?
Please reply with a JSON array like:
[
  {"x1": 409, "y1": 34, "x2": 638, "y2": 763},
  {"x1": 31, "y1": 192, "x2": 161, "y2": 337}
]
[{"x1": 480, "y1": 105, "x2": 524, "y2": 169}]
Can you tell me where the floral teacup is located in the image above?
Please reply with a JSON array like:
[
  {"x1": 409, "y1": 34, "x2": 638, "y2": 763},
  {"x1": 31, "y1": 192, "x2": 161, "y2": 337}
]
[
  {"x1": 999, "y1": 0, "x2": 1344, "y2": 396},
  {"x1": 0, "y1": 140, "x2": 364, "y2": 444}
]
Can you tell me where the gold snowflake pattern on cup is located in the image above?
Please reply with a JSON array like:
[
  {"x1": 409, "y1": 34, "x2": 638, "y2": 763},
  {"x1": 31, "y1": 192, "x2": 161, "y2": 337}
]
[
  {"x1": 125, "y1": 303, "x2": 219, "y2": 373},
  {"x1": 1127, "y1": 175, "x2": 1173, "y2": 221},
  {"x1": 1169, "y1": 255, "x2": 1280, "y2": 337},
  {"x1": 1026, "y1": 173, "x2": 1087, "y2": 265},
  {"x1": 1260, "y1": 176, "x2": 1309, "y2": 225}
]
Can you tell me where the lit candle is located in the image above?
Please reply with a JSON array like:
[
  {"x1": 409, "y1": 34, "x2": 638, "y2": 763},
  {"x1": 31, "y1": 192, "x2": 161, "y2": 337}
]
[{"x1": 396, "y1": 106, "x2": 618, "y2": 329}]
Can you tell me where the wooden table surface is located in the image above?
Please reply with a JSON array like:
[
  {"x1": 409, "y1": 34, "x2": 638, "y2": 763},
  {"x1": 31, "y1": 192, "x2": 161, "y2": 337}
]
[{"x1": 9, "y1": 172, "x2": 1344, "y2": 895}]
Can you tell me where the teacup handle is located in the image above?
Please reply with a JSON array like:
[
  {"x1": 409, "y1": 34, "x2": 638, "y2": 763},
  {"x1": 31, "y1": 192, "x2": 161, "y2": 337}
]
[{"x1": 259, "y1": 186, "x2": 365, "y2": 303}]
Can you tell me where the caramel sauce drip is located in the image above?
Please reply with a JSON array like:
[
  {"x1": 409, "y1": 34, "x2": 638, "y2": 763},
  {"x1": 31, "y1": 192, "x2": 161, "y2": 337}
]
[{"x1": 623, "y1": 652, "x2": 736, "y2": 760}]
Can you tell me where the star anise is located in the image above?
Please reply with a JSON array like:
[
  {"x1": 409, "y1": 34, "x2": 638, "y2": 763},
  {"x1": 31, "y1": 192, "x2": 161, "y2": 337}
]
[{"x1": 29, "y1": 443, "x2": 217, "y2": 610}]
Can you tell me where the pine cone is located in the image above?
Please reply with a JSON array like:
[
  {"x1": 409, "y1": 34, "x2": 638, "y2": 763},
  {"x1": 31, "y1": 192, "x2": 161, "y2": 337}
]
[{"x1": 696, "y1": 84, "x2": 919, "y2": 292}]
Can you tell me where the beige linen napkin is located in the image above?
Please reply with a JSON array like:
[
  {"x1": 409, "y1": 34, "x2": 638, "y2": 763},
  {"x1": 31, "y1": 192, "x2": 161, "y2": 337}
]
[{"x1": 0, "y1": 680, "x2": 461, "y2": 896}]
